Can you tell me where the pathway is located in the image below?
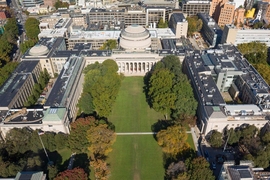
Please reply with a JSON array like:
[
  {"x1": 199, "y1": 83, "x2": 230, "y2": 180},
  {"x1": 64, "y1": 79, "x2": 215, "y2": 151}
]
[{"x1": 116, "y1": 131, "x2": 192, "y2": 135}]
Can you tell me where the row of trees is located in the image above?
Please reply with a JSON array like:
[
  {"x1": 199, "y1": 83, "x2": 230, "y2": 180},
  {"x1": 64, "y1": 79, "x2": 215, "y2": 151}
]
[
  {"x1": 208, "y1": 125, "x2": 270, "y2": 168},
  {"x1": 145, "y1": 55, "x2": 197, "y2": 121},
  {"x1": 78, "y1": 59, "x2": 122, "y2": 118},
  {"x1": 0, "y1": 18, "x2": 19, "y2": 86},
  {"x1": 237, "y1": 42, "x2": 270, "y2": 84},
  {"x1": 24, "y1": 69, "x2": 50, "y2": 107},
  {"x1": 20, "y1": 18, "x2": 40, "y2": 53}
]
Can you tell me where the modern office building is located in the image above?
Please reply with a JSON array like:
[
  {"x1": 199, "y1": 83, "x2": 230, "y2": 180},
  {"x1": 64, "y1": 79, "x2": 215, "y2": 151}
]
[
  {"x1": 198, "y1": 13, "x2": 222, "y2": 47},
  {"x1": 0, "y1": 61, "x2": 41, "y2": 111},
  {"x1": 221, "y1": 24, "x2": 270, "y2": 46},
  {"x1": 181, "y1": 0, "x2": 211, "y2": 16},
  {"x1": 183, "y1": 44, "x2": 270, "y2": 135},
  {"x1": 169, "y1": 13, "x2": 188, "y2": 38},
  {"x1": 233, "y1": 7, "x2": 245, "y2": 27},
  {"x1": 217, "y1": 2, "x2": 235, "y2": 27}
]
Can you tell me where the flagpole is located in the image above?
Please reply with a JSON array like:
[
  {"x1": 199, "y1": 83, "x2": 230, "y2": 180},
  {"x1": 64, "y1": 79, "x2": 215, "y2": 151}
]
[{"x1": 37, "y1": 131, "x2": 51, "y2": 163}]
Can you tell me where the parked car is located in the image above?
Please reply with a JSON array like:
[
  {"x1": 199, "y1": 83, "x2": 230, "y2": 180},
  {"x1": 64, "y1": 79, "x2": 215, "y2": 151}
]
[{"x1": 211, "y1": 161, "x2": 216, "y2": 170}]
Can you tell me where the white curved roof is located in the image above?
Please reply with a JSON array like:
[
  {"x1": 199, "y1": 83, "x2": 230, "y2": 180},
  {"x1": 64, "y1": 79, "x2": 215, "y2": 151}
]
[
  {"x1": 29, "y1": 45, "x2": 49, "y2": 56},
  {"x1": 125, "y1": 24, "x2": 146, "y2": 34}
]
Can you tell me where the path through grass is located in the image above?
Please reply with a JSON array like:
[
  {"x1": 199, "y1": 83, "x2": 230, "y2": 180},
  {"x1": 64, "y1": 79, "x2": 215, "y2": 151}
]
[{"x1": 108, "y1": 77, "x2": 164, "y2": 180}]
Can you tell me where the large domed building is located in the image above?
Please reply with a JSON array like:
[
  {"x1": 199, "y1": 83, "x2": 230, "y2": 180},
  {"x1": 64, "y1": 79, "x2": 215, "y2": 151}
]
[{"x1": 119, "y1": 24, "x2": 151, "y2": 50}]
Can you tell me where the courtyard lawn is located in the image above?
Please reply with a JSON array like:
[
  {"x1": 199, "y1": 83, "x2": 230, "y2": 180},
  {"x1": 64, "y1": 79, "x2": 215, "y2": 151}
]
[
  {"x1": 108, "y1": 77, "x2": 165, "y2": 180},
  {"x1": 187, "y1": 133, "x2": 195, "y2": 150}
]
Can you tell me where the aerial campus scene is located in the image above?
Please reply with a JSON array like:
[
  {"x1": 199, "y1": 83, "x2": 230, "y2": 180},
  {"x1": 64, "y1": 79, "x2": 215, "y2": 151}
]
[{"x1": 1, "y1": 0, "x2": 270, "y2": 179}]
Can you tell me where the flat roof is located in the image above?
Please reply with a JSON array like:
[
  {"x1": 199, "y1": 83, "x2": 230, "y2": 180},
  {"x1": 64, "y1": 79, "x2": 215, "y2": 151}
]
[
  {"x1": 45, "y1": 56, "x2": 83, "y2": 107},
  {"x1": 171, "y1": 13, "x2": 186, "y2": 23},
  {"x1": 38, "y1": 28, "x2": 67, "y2": 38},
  {"x1": 51, "y1": 50, "x2": 80, "y2": 58},
  {"x1": 0, "y1": 61, "x2": 39, "y2": 108},
  {"x1": 3, "y1": 109, "x2": 44, "y2": 124}
]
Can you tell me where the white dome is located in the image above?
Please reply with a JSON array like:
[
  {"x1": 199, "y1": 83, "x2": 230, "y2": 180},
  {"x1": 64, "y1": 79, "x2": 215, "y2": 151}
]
[
  {"x1": 120, "y1": 25, "x2": 151, "y2": 50},
  {"x1": 29, "y1": 45, "x2": 49, "y2": 56}
]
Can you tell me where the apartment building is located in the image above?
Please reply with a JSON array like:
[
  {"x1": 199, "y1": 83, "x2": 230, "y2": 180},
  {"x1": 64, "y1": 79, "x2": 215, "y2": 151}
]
[
  {"x1": 0, "y1": 61, "x2": 41, "y2": 110},
  {"x1": 169, "y1": 13, "x2": 188, "y2": 38},
  {"x1": 183, "y1": 44, "x2": 270, "y2": 135},
  {"x1": 198, "y1": 13, "x2": 222, "y2": 47},
  {"x1": 221, "y1": 24, "x2": 270, "y2": 46},
  {"x1": 217, "y1": 2, "x2": 235, "y2": 27},
  {"x1": 181, "y1": 0, "x2": 211, "y2": 16}
]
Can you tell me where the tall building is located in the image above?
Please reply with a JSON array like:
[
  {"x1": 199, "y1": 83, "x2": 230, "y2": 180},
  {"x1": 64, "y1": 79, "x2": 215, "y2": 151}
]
[
  {"x1": 181, "y1": 0, "x2": 211, "y2": 17},
  {"x1": 233, "y1": 7, "x2": 245, "y2": 26},
  {"x1": 198, "y1": 13, "x2": 222, "y2": 47},
  {"x1": 22, "y1": 0, "x2": 43, "y2": 7},
  {"x1": 217, "y1": 2, "x2": 235, "y2": 27},
  {"x1": 209, "y1": 0, "x2": 223, "y2": 17}
]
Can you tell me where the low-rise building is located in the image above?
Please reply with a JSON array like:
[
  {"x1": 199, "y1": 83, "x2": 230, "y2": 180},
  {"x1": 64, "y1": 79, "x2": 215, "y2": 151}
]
[
  {"x1": 183, "y1": 44, "x2": 270, "y2": 135},
  {"x1": 221, "y1": 24, "x2": 270, "y2": 46}
]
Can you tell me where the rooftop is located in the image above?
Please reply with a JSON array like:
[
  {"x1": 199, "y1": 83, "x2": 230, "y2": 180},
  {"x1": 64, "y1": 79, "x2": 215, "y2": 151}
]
[
  {"x1": 0, "y1": 61, "x2": 39, "y2": 108},
  {"x1": 15, "y1": 171, "x2": 46, "y2": 180},
  {"x1": 1, "y1": 109, "x2": 44, "y2": 124},
  {"x1": 171, "y1": 13, "x2": 187, "y2": 23},
  {"x1": 38, "y1": 28, "x2": 67, "y2": 38},
  {"x1": 45, "y1": 56, "x2": 84, "y2": 108}
]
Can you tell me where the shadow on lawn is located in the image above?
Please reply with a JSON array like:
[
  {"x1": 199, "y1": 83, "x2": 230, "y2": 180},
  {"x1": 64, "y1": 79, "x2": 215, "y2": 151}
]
[{"x1": 151, "y1": 120, "x2": 175, "y2": 140}]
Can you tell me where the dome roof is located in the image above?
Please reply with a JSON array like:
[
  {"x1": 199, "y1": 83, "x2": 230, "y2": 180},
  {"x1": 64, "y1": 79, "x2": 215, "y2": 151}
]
[
  {"x1": 29, "y1": 45, "x2": 49, "y2": 56},
  {"x1": 125, "y1": 24, "x2": 146, "y2": 34}
]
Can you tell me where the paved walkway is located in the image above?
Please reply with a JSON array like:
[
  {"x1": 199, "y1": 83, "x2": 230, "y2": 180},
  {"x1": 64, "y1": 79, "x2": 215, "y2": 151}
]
[{"x1": 116, "y1": 131, "x2": 192, "y2": 135}]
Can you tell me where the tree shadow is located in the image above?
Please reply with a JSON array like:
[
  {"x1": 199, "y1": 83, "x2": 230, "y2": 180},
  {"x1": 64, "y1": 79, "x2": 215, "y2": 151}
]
[
  {"x1": 151, "y1": 120, "x2": 175, "y2": 140},
  {"x1": 143, "y1": 71, "x2": 152, "y2": 108},
  {"x1": 73, "y1": 153, "x2": 91, "y2": 176}
]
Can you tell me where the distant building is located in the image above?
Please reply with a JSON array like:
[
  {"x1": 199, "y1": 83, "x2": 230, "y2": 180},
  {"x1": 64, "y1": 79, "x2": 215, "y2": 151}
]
[
  {"x1": 43, "y1": 0, "x2": 56, "y2": 7},
  {"x1": 15, "y1": 171, "x2": 46, "y2": 180},
  {"x1": 221, "y1": 24, "x2": 270, "y2": 47},
  {"x1": 198, "y1": 13, "x2": 222, "y2": 47},
  {"x1": 0, "y1": 11, "x2": 7, "y2": 20},
  {"x1": 0, "y1": 0, "x2": 7, "y2": 7},
  {"x1": 233, "y1": 7, "x2": 245, "y2": 27},
  {"x1": 22, "y1": 0, "x2": 44, "y2": 7},
  {"x1": 181, "y1": 0, "x2": 211, "y2": 17},
  {"x1": 169, "y1": 13, "x2": 188, "y2": 38}
]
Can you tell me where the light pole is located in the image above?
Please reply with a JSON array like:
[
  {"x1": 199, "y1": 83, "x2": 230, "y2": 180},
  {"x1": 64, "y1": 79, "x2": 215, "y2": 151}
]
[{"x1": 38, "y1": 131, "x2": 53, "y2": 165}]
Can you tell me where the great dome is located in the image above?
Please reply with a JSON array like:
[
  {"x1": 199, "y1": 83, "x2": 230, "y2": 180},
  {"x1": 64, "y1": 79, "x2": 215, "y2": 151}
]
[
  {"x1": 29, "y1": 45, "x2": 49, "y2": 56},
  {"x1": 119, "y1": 24, "x2": 151, "y2": 50}
]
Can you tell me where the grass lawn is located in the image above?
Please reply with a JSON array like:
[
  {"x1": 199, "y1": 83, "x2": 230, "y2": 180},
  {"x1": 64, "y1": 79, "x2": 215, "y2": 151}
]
[
  {"x1": 187, "y1": 134, "x2": 195, "y2": 150},
  {"x1": 108, "y1": 77, "x2": 165, "y2": 180},
  {"x1": 57, "y1": 148, "x2": 72, "y2": 164}
]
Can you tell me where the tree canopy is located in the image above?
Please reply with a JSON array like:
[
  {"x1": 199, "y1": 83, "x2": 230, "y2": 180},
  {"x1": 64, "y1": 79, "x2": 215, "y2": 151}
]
[
  {"x1": 187, "y1": 157, "x2": 215, "y2": 180},
  {"x1": 54, "y1": 167, "x2": 87, "y2": 180},
  {"x1": 78, "y1": 59, "x2": 122, "y2": 117},
  {"x1": 186, "y1": 16, "x2": 202, "y2": 36},
  {"x1": 54, "y1": 0, "x2": 69, "y2": 9},
  {"x1": 209, "y1": 130, "x2": 223, "y2": 148},
  {"x1": 25, "y1": 18, "x2": 40, "y2": 40},
  {"x1": 145, "y1": 55, "x2": 197, "y2": 121},
  {"x1": 99, "y1": 39, "x2": 117, "y2": 50},
  {"x1": 156, "y1": 125, "x2": 189, "y2": 156},
  {"x1": 157, "y1": 18, "x2": 168, "y2": 28}
]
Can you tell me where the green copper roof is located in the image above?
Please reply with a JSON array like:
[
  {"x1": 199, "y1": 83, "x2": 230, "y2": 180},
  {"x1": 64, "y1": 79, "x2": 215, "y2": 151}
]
[{"x1": 43, "y1": 108, "x2": 66, "y2": 121}]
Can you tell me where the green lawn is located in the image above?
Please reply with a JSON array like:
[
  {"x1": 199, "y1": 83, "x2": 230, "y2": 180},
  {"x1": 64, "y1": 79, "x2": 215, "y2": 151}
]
[
  {"x1": 108, "y1": 77, "x2": 165, "y2": 180},
  {"x1": 187, "y1": 134, "x2": 195, "y2": 150}
]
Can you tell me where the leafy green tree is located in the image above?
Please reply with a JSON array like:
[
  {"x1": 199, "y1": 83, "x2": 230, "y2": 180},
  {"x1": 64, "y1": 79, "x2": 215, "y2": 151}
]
[
  {"x1": 68, "y1": 116, "x2": 95, "y2": 153},
  {"x1": 156, "y1": 125, "x2": 189, "y2": 156},
  {"x1": 227, "y1": 128, "x2": 240, "y2": 145},
  {"x1": 253, "y1": 22, "x2": 264, "y2": 29},
  {"x1": 47, "y1": 165, "x2": 58, "y2": 180},
  {"x1": 99, "y1": 40, "x2": 117, "y2": 50},
  {"x1": 209, "y1": 130, "x2": 223, "y2": 148},
  {"x1": 241, "y1": 125, "x2": 258, "y2": 139},
  {"x1": 157, "y1": 18, "x2": 168, "y2": 28},
  {"x1": 90, "y1": 158, "x2": 110, "y2": 180},
  {"x1": 20, "y1": 39, "x2": 37, "y2": 53},
  {"x1": 252, "y1": 63, "x2": 270, "y2": 85},
  {"x1": 54, "y1": 0, "x2": 69, "y2": 9},
  {"x1": 87, "y1": 123, "x2": 116, "y2": 158},
  {"x1": 25, "y1": 18, "x2": 40, "y2": 40},
  {"x1": 261, "y1": 132, "x2": 270, "y2": 144},
  {"x1": 148, "y1": 69, "x2": 176, "y2": 119},
  {"x1": 188, "y1": 157, "x2": 215, "y2": 180},
  {"x1": 186, "y1": 16, "x2": 202, "y2": 36},
  {"x1": 55, "y1": 133, "x2": 68, "y2": 150}
]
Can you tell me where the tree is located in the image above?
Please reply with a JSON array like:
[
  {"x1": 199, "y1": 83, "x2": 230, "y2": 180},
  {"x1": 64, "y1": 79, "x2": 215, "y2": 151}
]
[
  {"x1": 99, "y1": 40, "x2": 117, "y2": 50},
  {"x1": 90, "y1": 159, "x2": 110, "y2": 180},
  {"x1": 54, "y1": 167, "x2": 87, "y2": 180},
  {"x1": 157, "y1": 18, "x2": 168, "y2": 28},
  {"x1": 166, "y1": 161, "x2": 188, "y2": 180},
  {"x1": 186, "y1": 16, "x2": 202, "y2": 36},
  {"x1": 240, "y1": 125, "x2": 258, "y2": 139},
  {"x1": 25, "y1": 18, "x2": 40, "y2": 40},
  {"x1": 227, "y1": 128, "x2": 240, "y2": 145},
  {"x1": 253, "y1": 22, "x2": 264, "y2": 29},
  {"x1": 77, "y1": 92, "x2": 94, "y2": 115},
  {"x1": 87, "y1": 124, "x2": 116, "y2": 158},
  {"x1": 188, "y1": 157, "x2": 215, "y2": 180},
  {"x1": 47, "y1": 165, "x2": 58, "y2": 180},
  {"x1": 148, "y1": 69, "x2": 176, "y2": 119},
  {"x1": 262, "y1": 132, "x2": 270, "y2": 144},
  {"x1": 68, "y1": 117, "x2": 95, "y2": 153},
  {"x1": 54, "y1": 0, "x2": 69, "y2": 10},
  {"x1": 209, "y1": 130, "x2": 223, "y2": 148},
  {"x1": 156, "y1": 125, "x2": 189, "y2": 156},
  {"x1": 55, "y1": 133, "x2": 68, "y2": 150}
]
